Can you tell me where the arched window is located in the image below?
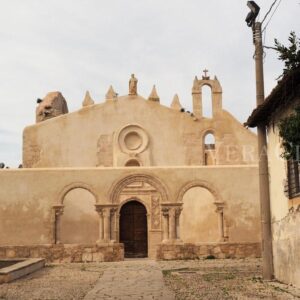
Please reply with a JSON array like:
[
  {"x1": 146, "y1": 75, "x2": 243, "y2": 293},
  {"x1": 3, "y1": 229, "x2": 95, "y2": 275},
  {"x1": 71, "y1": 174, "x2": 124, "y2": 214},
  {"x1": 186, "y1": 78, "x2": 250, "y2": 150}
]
[
  {"x1": 204, "y1": 132, "x2": 216, "y2": 165},
  {"x1": 204, "y1": 133, "x2": 215, "y2": 149},
  {"x1": 125, "y1": 159, "x2": 141, "y2": 167},
  {"x1": 202, "y1": 85, "x2": 213, "y2": 118}
]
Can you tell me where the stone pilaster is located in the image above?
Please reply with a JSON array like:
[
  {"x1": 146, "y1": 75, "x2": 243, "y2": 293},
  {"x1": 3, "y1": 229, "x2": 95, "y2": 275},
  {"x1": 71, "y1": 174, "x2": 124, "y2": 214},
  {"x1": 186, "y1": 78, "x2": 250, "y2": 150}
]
[
  {"x1": 215, "y1": 202, "x2": 227, "y2": 242},
  {"x1": 110, "y1": 208, "x2": 117, "y2": 242},
  {"x1": 161, "y1": 203, "x2": 183, "y2": 243},
  {"x1": 162, "y1": 207, "x2": 169, "y2": 242},
  {"x1": 175, "y1": 207, "x2": 183, "y2": 240},
  {"x1": 95, "y1": 206, "x2": 104, "y2": 244},
  {"x1": 53, "y1": 205, "x2": 64, "y2": 244},
  {"x1": 169, "y1": 208, "x2": 176, "y2": 240},
  {"x1": 95, "y1": 204, "x2": 118, "y2": 244}
]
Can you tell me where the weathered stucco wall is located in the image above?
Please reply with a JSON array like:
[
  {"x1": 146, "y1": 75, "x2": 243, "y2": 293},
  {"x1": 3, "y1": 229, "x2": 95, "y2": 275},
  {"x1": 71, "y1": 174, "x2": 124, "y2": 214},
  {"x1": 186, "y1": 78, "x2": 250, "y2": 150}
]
[
  {"x1": 272, "y1": 209, "x2": 300, "y2": 287},
  {"x1": 268, "y1": 124, "x2": 300, "y2": 287},
  {"x1": 180, "y1": 187, "x2": 219, "y2": 243},
  {"x1": 23, "y1": 96, "x2": 257, "y2": 168},
  {"x1": 268, "y1": 127, "x2": 289, "y2": 220},
  {"x1": 0, "y1": 166, "x2": 260, "y2": 247}
]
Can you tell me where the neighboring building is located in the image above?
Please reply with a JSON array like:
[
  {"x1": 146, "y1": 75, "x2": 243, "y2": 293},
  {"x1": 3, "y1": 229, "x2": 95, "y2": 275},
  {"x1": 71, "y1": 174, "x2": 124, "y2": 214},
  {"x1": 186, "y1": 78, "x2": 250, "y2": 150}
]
[
  {"x1": 0, "y1": 73, "x2": 261, "y2": 262},
  {"x1": 246, "y1": 68, "x2": 300, "y2": 287}
]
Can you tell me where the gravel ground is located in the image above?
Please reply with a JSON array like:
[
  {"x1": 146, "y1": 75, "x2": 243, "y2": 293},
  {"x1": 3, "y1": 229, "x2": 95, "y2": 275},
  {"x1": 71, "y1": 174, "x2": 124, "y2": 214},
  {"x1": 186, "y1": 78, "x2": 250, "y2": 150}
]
[
  {"x1": 0, "y1": 263, "x2": 105, "y2": 300},
  {"x1": 0, "y1": 259, "x2": 299, "y2": 300},
  {"x1": 158, "y1": 258, "x2": 300, "y2": 300}
]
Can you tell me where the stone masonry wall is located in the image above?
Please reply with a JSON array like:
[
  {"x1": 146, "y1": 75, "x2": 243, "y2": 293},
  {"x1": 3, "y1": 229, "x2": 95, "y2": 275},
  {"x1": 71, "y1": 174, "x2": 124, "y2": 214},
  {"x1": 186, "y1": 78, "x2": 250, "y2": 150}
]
[
  {"x1": 0, "y1": 244, "x2": 124, "y2": 263},
  {"x1": 156, "y1": 242, "x2": 261, "y2": 260}
]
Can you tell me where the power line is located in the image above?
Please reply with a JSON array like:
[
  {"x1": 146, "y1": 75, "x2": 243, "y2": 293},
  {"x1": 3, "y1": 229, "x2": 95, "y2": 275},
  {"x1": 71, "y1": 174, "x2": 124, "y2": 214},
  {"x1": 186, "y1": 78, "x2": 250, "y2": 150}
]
[
  {"x1": 261, "y1": 0, "x2": 279, "y2": 24},
  {"x1": 262, "y1": 0, "x2": 283, "y2": 32}
]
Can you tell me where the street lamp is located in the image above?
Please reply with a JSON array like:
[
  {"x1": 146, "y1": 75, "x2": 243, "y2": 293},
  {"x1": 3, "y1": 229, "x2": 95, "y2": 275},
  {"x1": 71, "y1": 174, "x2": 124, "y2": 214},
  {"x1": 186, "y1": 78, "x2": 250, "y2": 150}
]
[
  {"x1": 245, "y1": 1, "x2": 260, "y2": 27},
  {"x1": 245, "y1": 1, "x2": 274, "y2": 280}
]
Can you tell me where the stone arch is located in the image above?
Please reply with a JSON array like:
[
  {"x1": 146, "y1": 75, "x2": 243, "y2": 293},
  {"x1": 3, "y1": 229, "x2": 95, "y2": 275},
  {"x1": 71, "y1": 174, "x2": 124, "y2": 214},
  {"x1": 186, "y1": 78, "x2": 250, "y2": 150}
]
[
  {"x1": 110, "y1": 173, "x2": 169, "y2": 204},
  {"x1": 198, "y1": 80, "x2": 222, "y2": 94},
  {"x1": 59, "y1": 186, "x2": 98, "y2": 244},
  {"x1": 202, "y1": 130, "x2": 216, "y2": 144},
  {"x1": 117, "y1": 197, "x2": 150, "y2": 216},
  {"x1": 57, "y1": 182, "x2": 98, "y2": 205},
  {"x1": 178, "y1": 180, "x2": 226, "y2": 243},
  {"x1": 176, "y1": 180, "x2": 223, "y2": 203}
]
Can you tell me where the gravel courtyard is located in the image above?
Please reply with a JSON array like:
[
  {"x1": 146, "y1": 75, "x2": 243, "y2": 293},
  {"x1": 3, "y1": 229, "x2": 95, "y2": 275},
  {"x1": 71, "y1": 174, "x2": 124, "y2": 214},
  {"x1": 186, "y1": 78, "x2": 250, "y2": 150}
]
[{"x1": 0, "y1": 258, "x2": 299, "y2": 300}]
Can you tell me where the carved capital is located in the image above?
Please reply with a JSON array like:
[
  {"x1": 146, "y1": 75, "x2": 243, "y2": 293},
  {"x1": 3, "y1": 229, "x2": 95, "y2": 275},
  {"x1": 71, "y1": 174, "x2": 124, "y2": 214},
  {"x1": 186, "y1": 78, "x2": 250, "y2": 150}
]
[
  {"x1": 162, "y1": 207, "x2": 169, "y2": 217},
  {"x1": 175, "y1": 207, "x2": 183, "y2": 217},
  {"x1": 214, "y1": 202, "x2": 225, "y2": 213},
  {"x1": 53, "y1": 205, "x2": 64, "y2": 216},
  {"x1": 110, "y1": 208, "x2": 117, "y2": 217}
]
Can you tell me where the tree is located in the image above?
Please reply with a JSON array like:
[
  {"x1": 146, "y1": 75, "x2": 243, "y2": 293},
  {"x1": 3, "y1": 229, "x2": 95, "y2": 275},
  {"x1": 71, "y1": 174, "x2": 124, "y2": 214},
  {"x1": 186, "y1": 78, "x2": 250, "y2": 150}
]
[
  {"x1": 274, "y1": 31, "x2": 300, "y2": 78},
  {"x1": 278, "y1": 107, "x2": 300, "y2": 161}
]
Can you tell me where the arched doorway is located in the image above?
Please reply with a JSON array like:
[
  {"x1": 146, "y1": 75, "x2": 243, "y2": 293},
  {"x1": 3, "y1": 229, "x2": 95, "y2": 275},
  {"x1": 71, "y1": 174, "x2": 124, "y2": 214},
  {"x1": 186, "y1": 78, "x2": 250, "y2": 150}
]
[{"x1": 119, "y1": 200, "x2": 148, "y2": 258}]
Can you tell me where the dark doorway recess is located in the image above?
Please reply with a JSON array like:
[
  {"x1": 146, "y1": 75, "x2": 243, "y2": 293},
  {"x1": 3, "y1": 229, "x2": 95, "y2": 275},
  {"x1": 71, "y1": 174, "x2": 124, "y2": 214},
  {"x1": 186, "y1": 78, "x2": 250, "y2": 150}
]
[{"x1": 119, "y1": 200, "x2": 148, "y2": 258}]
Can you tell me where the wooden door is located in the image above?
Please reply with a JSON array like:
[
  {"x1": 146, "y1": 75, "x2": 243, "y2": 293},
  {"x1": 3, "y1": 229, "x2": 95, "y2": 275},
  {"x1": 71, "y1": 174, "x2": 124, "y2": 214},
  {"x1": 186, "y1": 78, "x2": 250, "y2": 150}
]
[{"x1": 120, "y1": 201, "x2": 148, "y2": 258}]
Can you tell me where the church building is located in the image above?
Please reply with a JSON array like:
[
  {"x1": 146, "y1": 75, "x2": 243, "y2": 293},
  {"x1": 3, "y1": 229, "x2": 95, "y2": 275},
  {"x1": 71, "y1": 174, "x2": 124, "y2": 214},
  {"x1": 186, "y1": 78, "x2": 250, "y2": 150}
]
[{"x1": 0, "y1": 72, "x2": 261, "y2": 261}]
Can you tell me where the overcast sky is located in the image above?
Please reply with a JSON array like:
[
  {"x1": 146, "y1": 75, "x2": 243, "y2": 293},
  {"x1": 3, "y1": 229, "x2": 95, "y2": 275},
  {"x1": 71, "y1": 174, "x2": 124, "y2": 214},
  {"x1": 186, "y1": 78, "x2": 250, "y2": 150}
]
[{"x1": 0, "y1": 0, "x2": 299, "y2": 167}]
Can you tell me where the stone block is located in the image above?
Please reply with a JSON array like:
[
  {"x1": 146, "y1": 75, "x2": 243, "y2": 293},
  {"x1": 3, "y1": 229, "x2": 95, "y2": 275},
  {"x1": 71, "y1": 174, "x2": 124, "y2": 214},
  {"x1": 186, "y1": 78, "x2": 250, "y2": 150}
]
[
  {"x1": 6, "y1": 249, "x2": 16, "y2": 258},
  {"x1": 92, "y1": 252, "x2": 104, "y2": 262},
  {"x1": 15, "y1": 247, "x2": 30, "y2": 257},
  {"x1": 82, "y1": 253, "x2": 93, "y2": 262}
]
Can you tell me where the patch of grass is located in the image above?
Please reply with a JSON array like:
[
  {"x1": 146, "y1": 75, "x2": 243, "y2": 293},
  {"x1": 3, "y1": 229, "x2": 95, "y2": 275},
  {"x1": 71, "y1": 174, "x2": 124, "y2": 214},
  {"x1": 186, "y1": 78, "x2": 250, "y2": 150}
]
[
  {"x1": 224, "y1": 273, "x2": 236, "y2": 280},
  {"x1": 251, "y1": 276, "x2": 263, "y2": 283},
  {"x1": 45, "y1": 264, "x2": 56, "y2": 268},
  {"x1": 272, "y1": 285, "x2": 290, "y2": 294},
  {"x1": 221, "y1": 287, "x2": 229, "y2": 296},
  {"x1": 202, "y1": 272, "x2": 236, "y2": 282},
  {"x1": 162, "y1": 268, "x2": 190, "y2": 276},
  {"x1": 202, "y1": 273, "x2": 216, "y2": 282}
]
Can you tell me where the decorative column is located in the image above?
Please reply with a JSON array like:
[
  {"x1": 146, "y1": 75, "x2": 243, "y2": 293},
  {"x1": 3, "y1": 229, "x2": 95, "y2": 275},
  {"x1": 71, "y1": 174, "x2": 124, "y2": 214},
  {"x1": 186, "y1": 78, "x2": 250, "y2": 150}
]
[
  {"x1": 95, "y1": 204, "x2": 119, "y2": 244},
  {"x1": 95, "y1": 206, "x2": 104, "y2": 244},
  {"x1": 103, "y1": 207, "x2": 111, "y2": 242},
  {"x1": 215, "y1": 202, "x2": 226, "y2": 242},
  {"x1": 162, "y1": 207, "x2": 169, "y2": 242},
  {"x1": 168, "y1": 208, "x2": 176, "y2": 240},
  {"x1": 110, "y1": 208, "x2": 117, "y2": 242},
  {"x1": 53, "y1": 205, "x2": 64, "y2": 244},
  {"x1": 175, "y1": 207, "x2": 183, "y2": 240}
]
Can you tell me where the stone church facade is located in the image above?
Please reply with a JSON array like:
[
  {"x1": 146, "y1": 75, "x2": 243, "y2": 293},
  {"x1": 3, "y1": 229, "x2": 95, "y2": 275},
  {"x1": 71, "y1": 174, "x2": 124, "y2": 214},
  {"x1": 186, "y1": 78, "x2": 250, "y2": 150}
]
[{"x1": 0, "y1": 73, "x2": 261, "y2": 262}]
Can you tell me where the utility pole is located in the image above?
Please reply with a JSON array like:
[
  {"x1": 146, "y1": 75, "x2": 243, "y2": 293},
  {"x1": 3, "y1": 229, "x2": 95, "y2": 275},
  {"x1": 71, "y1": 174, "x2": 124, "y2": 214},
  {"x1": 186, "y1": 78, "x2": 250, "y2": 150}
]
[{"x1": 246, "y1": 2, "x2": 274, "y2": 280}]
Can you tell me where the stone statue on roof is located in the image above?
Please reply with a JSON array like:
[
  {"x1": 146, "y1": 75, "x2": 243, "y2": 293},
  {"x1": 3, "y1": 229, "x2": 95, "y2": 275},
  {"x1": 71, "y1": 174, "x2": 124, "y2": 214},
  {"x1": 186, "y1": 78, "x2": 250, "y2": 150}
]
[{"x1": 129, "y1": 74, "x2": 138, "y2": 96}]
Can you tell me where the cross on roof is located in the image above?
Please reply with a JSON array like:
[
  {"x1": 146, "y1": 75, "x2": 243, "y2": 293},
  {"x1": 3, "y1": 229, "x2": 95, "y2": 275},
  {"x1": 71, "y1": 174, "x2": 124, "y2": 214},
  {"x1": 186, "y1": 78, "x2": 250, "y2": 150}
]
[{"x1": 202, "y1": 69, "x2": 210, "y2": 80}]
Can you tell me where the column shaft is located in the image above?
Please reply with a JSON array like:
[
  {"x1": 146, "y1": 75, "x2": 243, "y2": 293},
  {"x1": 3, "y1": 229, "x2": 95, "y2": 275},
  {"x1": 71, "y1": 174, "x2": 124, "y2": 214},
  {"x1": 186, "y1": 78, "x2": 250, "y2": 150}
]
[
  {"x1": 103, "y1": 208, "x2": 111, "y2": 241},
  {"x1": 162, "y1": 209, "x2": 169, "y2": 241},
  {"x1": 169, "y1": 208, "x2": 176, "y2": 240}
]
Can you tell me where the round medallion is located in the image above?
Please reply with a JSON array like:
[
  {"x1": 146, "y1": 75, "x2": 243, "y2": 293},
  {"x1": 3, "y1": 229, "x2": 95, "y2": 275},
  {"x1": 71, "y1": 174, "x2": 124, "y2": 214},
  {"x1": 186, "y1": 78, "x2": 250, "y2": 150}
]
[
  {"x1": 124, "y1": 132, "x2": 142, "y2": 150},
  {"x1": 118, "y1": 124, "x2": 149, "y2": 154}
]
